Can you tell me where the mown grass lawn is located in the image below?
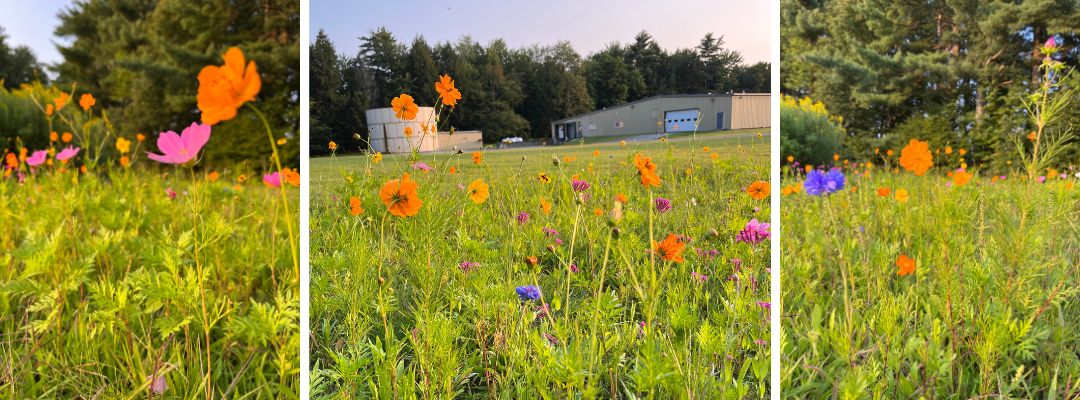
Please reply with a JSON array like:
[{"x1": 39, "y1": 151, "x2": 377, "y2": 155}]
[{"x1": 311, "y1": 133, "x2": 772, "y2": 398}]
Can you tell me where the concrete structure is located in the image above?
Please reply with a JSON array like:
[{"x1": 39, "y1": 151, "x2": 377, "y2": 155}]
[
  {"x1": 550, "y1": 93, "x2": 770, "y2": 144},
  {"x1": 366, "y1": 107, "x2": 483, "y2": 153}
]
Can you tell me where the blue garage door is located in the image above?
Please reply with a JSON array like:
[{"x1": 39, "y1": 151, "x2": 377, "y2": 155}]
[{"x1": 664, "y1": 109, "x2": 699, "y2": 133}]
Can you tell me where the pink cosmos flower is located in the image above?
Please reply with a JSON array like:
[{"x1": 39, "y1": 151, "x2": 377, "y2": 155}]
[
  {"x1": 736, "y1": 219, "x2": 771, "y2": 245},
  {"x1": 56, "y1": 146, "x2": 81, "y2": 161},
  {"x1": 26, "y1": 150, "x2": 47, "y2": 167},
  {"x1": 147, "y1": 122, "x2": 211, "y2": 164},
  {"x1": 264, "y1": 171, "x2": 281, "y2": 188},
  {"x1": 1046, "y1": 36, "x2": 1057, "y2": 49},
  {"x1": 165, "y1": 187, "x2": 177, "y2": 200}
]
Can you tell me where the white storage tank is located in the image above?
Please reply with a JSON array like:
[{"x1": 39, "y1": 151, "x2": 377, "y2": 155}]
[{"x1": 365, "y1": 107, "x2": 440, "y2": 153}]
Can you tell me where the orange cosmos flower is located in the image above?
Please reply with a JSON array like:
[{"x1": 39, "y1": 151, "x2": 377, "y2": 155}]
[
  {"x1": 896, "y1": 254, "x2": 916, "y2": 276},
  {"x1": 710, "y1": 152, "x2": 719, "y2": 160},
  {"x1": 4, "y1": 153, "x2": 16, "y2": 169},
  {"x1": 952, "y1": 169, "x2": 972, "y2": 187},
  {"x1": 380, "y1": 172, "x2": 422, "y2": 217},
  {"x1": 787, "y1": 155, "x2": 794, "y2": 162},
  {"x1": 472, "y1": 151, "x2": 483, "y2": 165},
  {"x1": 328, "y1": 141, "x2": 338, "y2": 151},
  {"x1": 391, "y1": 94, "x2": 418, "y2": 120},
  {"x1": 372, "y1": 152, "x2": 383, "y2": 163},
  {"x1": 283, "y1": 168, "x2": 301, "y2": 187},
  {"x1": 876, "y1": 187, "x2": 891, "y2": 197},
  {"x1": 833, "y1": 154, "x2": 840, "y2": 162},
  {"x1": 55, "y1": 92, "x2": 70, "y2": 110},
  {"x1": 886, "y1": 149, "x2": 894, "y2": 157},
  {"x1": 197, "y1": 47, "x2": 261, "y2": 126},
  {"x1": 467, "y1": 179, "x2": 489, "y2": 204},
  {"x1": 944, "y1": 146, "x2": 953, "y2": 154},
  {"x1": 594, "y1": 208, "x2": 604, "y2": 216},
  {"x1": 136, "y1": 133, "x2": 146, "y2": 142},
  {"x1": 79, "y1": 93, "x2": 96, "y2": 111},
  {"x1": 747, "y1": 180, "x2": 770, "y2": 200},
  {"x1": 525, "y1": 256, "x2": 540, "y2": 266},
  {"x1": 119, "y1": 156, "x2": 130, "y2": 167},
  {"x1": 237, "y1": 174, "x2": 247, "y2": 183},
  {"x1": 50, "y1": 131, "x2": 58, "y2": 142},
  {"x1": 899, "y1": 139, "x2": 933, "y2": 176},
  {"x1": 404, "y1": 126, "x2": 414, "y2": 137},
  {"x1": 349, "y1": 196, "x2": 364, "y2": 216},
  {"x1": 208, "y1": 171, "x2": 220, "y2": 181},
  {"x1": 449, "y1": 166, "x2": 457, "y2": 174},
  {"x1": 540, "y1": 197, "x2": 552, "y2": 214},
  {"x1": 45, "y1": 104, "x2": 54, "y2": 116},
  {"x1": 633, "y1": 154, "x2": 661, "y2": 188},
  {"x1": 435, "y1": 75, "x2": 462, "y2": 107},
  {"x1": 653, "y1": 233, "x2": 686, "y2": 263},
  {"x1": 1027, "y1": 131, "x2": 1037, "y2": 141},
  {"x1": 958, "y1": 148, "x2": 967, "y2": 156},
  {"x1": 62, "y1": 132, "x2": 73, "y2": 143},
  {"x1": 615, "y1": 193, "x2": 628, "y2": 203}
]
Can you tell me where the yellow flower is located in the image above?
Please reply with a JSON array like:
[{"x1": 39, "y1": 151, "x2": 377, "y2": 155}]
[
  {"x1": 328, "y1": 141, "x2": 338, "y2": 151},
  {"x1": 895, "y1": 188, "x2": 910, "y2": 203},
  {"x1": 372, "y1": 152, "x2": 383, "y2": 163},
  {"x1": 467, "y1": 179, "x2": 490, "y2": 204},
  {"x1": 277, "y1": 138, "x2": 287, "y2": 145},
  {"x1": 115, "y1": 137, "x2": 132, "y2": 153}
]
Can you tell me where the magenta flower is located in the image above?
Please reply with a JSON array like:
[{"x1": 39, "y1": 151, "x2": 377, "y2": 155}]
[
  {"x1": 26, "y1": 150, "x2": 47, "y2": 167},
  {"x1": 1046, "y1": 36, "x2": 1057, "y2": 49},
  {"x1": 571, "y1": 179, "x2": 589, "y2": 192},
  {"x1": 691, "y1": 271, "x2": 708, "y2": 282},
  {"x1": 264, "y1": 171, "x2": 282, "y2": 188},
  {"x1": 411, "y1": 161, "x2": 432, "y2": 171},
  {"x1": 459, "y1": 261, "x2": 479, "y2": 273},
  {"x1": 56, "y1": 146, "x2": 81, "y2": 161},
  {"x1": 516, "y1": 212, "x2": 530, "y2": 225},
  {"x1": 165, "y1": 187, "x2": 177, "y2": 200},
  {"x1": 654, "y1": 197, "x2": 672, "y2": 213},
  {"x1": 736, "y1": 219, "x2": 771, "y2": 245},
  {"x1": 147, "y1": 122, "x2": 211, "y2": 164}
]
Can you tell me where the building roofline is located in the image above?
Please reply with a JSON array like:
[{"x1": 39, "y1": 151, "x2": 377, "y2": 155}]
[{"x1": 552, "y1": 93, "x2": 769, "y2": 124}]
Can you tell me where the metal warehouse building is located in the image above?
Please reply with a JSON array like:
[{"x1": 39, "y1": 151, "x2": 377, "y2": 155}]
[{"x1": 550, "y1": 93, "x2": 769, "y2": 144}]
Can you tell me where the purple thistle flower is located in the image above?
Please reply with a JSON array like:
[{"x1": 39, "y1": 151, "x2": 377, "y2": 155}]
[
  {"x1": 571, "y1": 179, "x2": 590, "y2": 192},
  {"x1": 754, "y1": 339, "x2": 767, "y2": 346},
  {"x1": 149, "y1": 374, "x2": 167, "y2": 395},
  {"x1": 731, "y1": 258, "x2": 743, "y2": 270},
  {"x1": 554, "y1": 238, "x2": 565, "y2": 246},
  {"x1": 516, "y1": 285, "x2": 541, "y2": 301},
  {"x1": 516, "y1": 212, "x2": 530, "y2": 225},
  {"x1": 736, "y1": 219, "x2": 770, "y2": 245},
  {"x1": 543, "y1": 227, "x2": 560, "y2": 237},
  {"x1": 570, "y1": 263, "x2": 580, "y2": 273},
  {"x1": 654, "y1": 197, "x2": 672, "y2": 213},
  {"x1": 691, "y1": 271, "x2": 708, "y2": 282},
  {"x1": 756, "y1": 301, "x2": 771, "y2": 310},
  {"x1": 459, "y1": 261, "x2": 480, "y2": 273}
]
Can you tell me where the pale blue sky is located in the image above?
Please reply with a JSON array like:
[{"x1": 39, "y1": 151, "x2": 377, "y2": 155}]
[
  {"x1": 0, "y1": 0, "x2": 72, "y2": 66},
  {"x1": 311, "y1": 0, "x2": 771, "y2": 63}
]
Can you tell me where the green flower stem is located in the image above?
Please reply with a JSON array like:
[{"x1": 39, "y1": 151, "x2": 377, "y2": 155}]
[{"x1": 248, "y1": 103, "x2": 299, "y2": 278}]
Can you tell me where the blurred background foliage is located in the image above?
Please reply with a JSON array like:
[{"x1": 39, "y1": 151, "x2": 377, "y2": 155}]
[
  {"x1": 781, "y1": 0, "x2": 1080, "y2": 172},
  {"x1": 0, "y1": 0, "x2": 299, "y2": 167}
]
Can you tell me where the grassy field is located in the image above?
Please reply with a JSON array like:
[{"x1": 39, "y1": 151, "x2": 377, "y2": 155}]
[
  {"x1": 310, "y1": 133, "x2": 772, "y2": 398},
  {"x1": 0, "y1": 166, "x2": 299, "y2": 398},
  {"x1": 780, "y1": 161, "x2": 1080, "y2": 398}
]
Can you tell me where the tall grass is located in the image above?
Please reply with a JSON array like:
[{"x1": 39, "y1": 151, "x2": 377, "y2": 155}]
[
  {"x1": 310, "y1": 134, "x2": 771, "y2": 399},
  {"x1": 780, "y1": 166, "x2": 1080, "y2": 398}
]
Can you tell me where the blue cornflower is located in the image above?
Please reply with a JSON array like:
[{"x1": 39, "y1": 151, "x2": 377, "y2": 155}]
[
  {"x1": 515, "y1": 285, "x2": 541, "y2": 301},
  {"x1": 804, "y1": 169, "x2": 845, "y2": 196}
]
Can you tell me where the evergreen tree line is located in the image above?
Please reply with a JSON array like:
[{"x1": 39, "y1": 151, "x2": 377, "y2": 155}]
[
  {"x1": 781, "y1": 0, "x2": 1080, "y2": 170},
  {"x1": 0, "y1": 27, "x2": 49, "y2": 89},
  {"x1": 310, "y1": 27, "x2": 770, "y2": 154},
  {"x1": 2, "y1": 0, "x2": 300, "y2": 166}
]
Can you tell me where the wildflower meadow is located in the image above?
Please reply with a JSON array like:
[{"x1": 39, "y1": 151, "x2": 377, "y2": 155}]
[
  {"x1": 0, "y1": 47, "x2": 299, "y2": 398},
  {"x1": 780, "y1": 38, "x2": 1080, "y2": 398},
  {"x1": 310, "y1": 75, "x2": 772, "y2": 398}
]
